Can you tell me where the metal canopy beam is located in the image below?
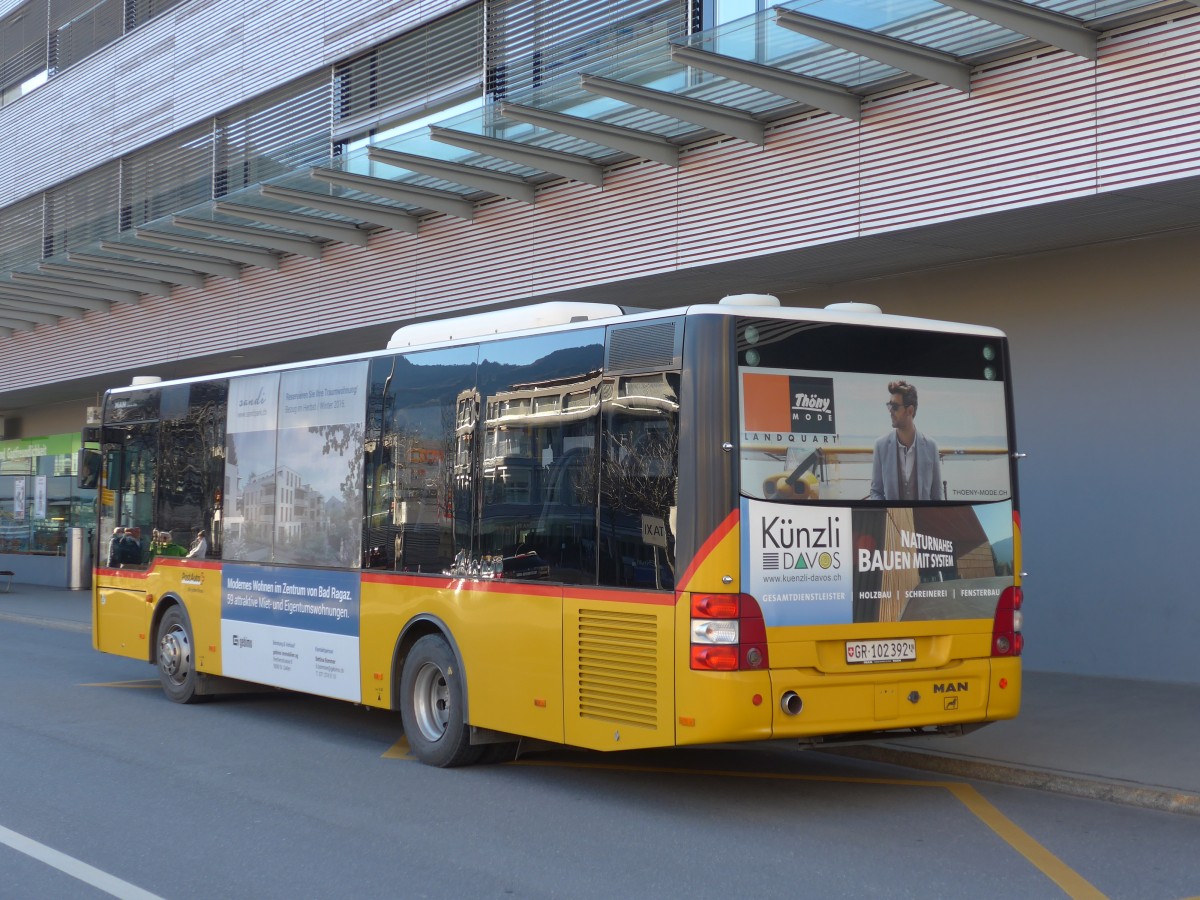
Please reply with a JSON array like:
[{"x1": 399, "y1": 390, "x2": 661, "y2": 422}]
[
  {"x1": 171, "y1": 216, "x2": 323, "y2": 259},
  {"x1": 367, "y1": 147, "x2": 537, "y2": 202},
  {"x1": 580, "y1": 73, "x2": 766, "y2": 145},
  {"x1": 0, "y1": 294, "x2": 86, "y2": 319},
  {"x1": 773, "y1": 8, "x2": 973, "y2": 92},
  {"x1": 38, "y1": 262, "x2": 173, "y2": 297},
  {"x1": 135, "y1": 230, "x2": 281, "y2": 270},
  {"x1": 98, "y1": 241, "x2": 243, "y2": 279},
  {"x1": 309, "y1": 168, "x2": 475, "y2": 220},
  {"x1": 0, "y1": 316, "x2": 43, "y2": 331},
  {"x1": 260, "y1": 185, "x2": 422, "y2": 233},
  {"x1": 214, "y1": 201, "x2": 372, "y2": 246},
  {"x1": 933, "y1": 0, "x2": 1097, "y2": 58},
  {"x1": 428, "y1": 126, "x2": 606, "y2": 187},
  {"x1": 0, "y1": 304, "x2": 59, "y2": 325},
  {"x1": 669, "y1": 44, "x2": 862, "y2": 121},
  {"x1": 9, "y1": 271, "x2": 140, "y2": 304},
  {"x1": 499, "y1": 102, "x2": 680, "y2": 167},
  {"x1": 0, "y1": 283, "x2": 112, "y2": 312},
  {"x1": 67, "y1": 252, "x2": 207, "y2": 289}
]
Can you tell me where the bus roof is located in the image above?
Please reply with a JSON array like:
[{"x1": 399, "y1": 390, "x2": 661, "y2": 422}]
[{"x1": 104, "y1": 297, "x2": 1006, "y2": 397}]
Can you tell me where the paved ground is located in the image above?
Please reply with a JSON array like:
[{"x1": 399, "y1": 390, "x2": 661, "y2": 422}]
[{"x1": 3, "y1": 580, "x2": 1198, "y2": 816}]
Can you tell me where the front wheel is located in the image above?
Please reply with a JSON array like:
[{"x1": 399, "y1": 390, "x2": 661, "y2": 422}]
[
  {"x1": 399, "y1": 634, "x2": 482, "y2": 767},
  {"x1": 156, "y1": 605, "x2": 205, "y2": 704}
]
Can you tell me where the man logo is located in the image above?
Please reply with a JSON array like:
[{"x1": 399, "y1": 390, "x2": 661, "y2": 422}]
[{"x1": 933, "y1": 681, "x2": 968, "y2": 693}]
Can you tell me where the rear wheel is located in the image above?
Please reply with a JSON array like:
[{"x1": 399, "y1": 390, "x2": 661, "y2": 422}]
[
  {"x1": 399, "y1": 634, "x2": 482, "y2": 767},
  {"x1": 157, "y1": 606, "x2": 205, "y2": 704}
]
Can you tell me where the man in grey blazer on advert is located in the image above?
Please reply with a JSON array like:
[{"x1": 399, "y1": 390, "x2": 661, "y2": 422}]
[{"x1": 868, "y1": 380, "x2": 943, "y2": 501}]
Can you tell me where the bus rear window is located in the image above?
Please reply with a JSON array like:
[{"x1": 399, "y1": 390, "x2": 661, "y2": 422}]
[{"x1": 736, "y1": 320, "x2": 1011, "y2": 505}]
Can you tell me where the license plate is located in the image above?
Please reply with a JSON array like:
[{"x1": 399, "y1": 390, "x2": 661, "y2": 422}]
[{"x1": 845, "y1": 638, "x2": 916, "y2": 664}]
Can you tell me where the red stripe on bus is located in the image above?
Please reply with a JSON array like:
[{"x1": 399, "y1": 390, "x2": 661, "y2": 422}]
[
  {"x1": 676, "y1": 507, "x2": 740, "y2": 588},
  {"x1": 95, "y1": 559, "x2": 221, "y2": 579}
]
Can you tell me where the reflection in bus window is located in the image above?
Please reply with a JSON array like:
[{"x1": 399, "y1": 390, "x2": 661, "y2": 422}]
[
  {"x1": 158, "y1": 381, "x2": 227, "y2": 559},
  {"x1": 474, "y1": 330, "x2": 604, "y2": 582},
  {"x1": 365, "y1": 346, "x2": 479, "y2": 573},
  {"x1": 599, "y1": 373, "x2": 680, "y2": 589}
]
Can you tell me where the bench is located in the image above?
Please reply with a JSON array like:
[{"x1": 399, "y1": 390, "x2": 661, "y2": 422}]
[{"x1": 0, "y1": 570, "x2": 12, "y2": 592}]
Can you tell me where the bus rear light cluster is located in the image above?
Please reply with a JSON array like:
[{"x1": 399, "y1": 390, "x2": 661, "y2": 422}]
[
  {"x1": 689, "y1": 593, "x2": 769, "y2": 671},
  {"x1": 991, "y1": 586, "x2": 1024, "y2": 656}
]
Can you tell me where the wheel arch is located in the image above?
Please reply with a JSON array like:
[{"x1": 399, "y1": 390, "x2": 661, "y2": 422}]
[
  {"x1": 148, "y1": 593, "x2": 187, "y2": 665},
  {"x1": 391, "y1": 614, "x2": 470, "y2": 723}
]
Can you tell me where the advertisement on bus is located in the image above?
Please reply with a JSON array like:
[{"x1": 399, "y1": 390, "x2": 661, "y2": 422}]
[{"x1": 738, "y1": 367, "x2": 1010, "y2": 504}]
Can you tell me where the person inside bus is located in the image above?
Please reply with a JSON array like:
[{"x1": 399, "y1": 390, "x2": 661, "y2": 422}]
[
  {"x1": 150, "y1": 529, "x2": 187, "y2": 557},
  {"x1": 868, "y1": 380, "x2": 943, "y2": 501},
  {"x1": 107, "y1": 527, "x2": 126, "y2": 567},
  {"x1": 185, "y1": 530, "x2": 207, "y2": 559},
  {"x1": 122, "y1": 526, "x2": 145, "y2": 565}
]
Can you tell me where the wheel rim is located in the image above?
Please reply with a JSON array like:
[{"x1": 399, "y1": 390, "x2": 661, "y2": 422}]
[
  {"x1": 412, "y1": 661, "x2": 450, "y2": 743},
  {"x1": 159, "y1": 623, "x2": 191, "y2": 687}
]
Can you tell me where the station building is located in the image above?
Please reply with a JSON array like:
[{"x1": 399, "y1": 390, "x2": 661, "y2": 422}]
[{"x1": 1, "y1": 0, "x2": 1197, "y2": 684}]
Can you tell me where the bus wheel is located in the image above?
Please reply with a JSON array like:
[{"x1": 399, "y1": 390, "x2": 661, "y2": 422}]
[
  {"x1": 157, "y1": 606, "x2": 203, "y2": 704},
  {"x1": 399, "y1": 634, "x2": 482, "y2": 767}
]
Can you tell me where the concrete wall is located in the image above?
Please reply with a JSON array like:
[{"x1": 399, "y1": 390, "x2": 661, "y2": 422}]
[{"x1": 784, "y1": 229, "x2": 1199, "y2": 684}]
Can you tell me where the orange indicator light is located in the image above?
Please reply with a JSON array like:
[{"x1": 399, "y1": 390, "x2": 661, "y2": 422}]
[
  {"x1": 373, "y1": 672, "x2": 384, "y2": 681},
  {"x1": 679, "y1": 716, "x2": 696, "y2": 727},
  {"x1": 534, "y1": 698, "x2": 547, "y2": 708}
]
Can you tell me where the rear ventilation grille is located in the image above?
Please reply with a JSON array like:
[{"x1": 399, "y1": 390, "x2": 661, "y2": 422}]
[
  {"x1": 575, "y1": 609, "x2": 659, "y2": 729},
  {"x1": 606, "y1": 319, "x2": 681, "y2": 372}
]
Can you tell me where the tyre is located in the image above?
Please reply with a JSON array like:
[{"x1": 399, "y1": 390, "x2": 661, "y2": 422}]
[
  {"x1": 399, "y1": 634, "x2": 482, "y2": 767},
  {"x1": 156, "y1": 605, "x2": 205, "y2": 704}
]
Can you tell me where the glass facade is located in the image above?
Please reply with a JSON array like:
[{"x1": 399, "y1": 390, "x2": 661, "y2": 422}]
[{"x1": 0, "y1": 432, "x2": 95, "y2": 556}]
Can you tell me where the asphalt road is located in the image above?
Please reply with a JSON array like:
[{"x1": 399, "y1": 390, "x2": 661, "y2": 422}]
[{"x1": 2, "y1": 617, "x2": 1198, "y2": 900}]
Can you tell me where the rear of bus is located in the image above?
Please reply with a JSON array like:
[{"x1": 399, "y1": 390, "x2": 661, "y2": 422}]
[{"x1": 677, "y1": 301, "x2": 1022, "y2": 747}]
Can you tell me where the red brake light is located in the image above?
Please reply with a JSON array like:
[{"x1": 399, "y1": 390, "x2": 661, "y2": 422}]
[
  {"x1": 692, "y1": 593, "x2": 740, "y2": 618},
  {"x1": 690, "y1": 645, "x2": 739, "y2": 670}
]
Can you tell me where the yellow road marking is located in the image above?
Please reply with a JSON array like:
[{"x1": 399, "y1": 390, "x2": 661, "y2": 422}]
[
  {"x1": 946, "y1": 782, "x2": 1107, "y2": 900},
  {"x1": 382, "y1": 736, "x2": 415, "y2": 760},
  {"x1": 392, "y1": 754, "x2": 1107, "y2": 898},
  {"x1": 82, "y1": 680, "x2": 161, "y2": 689}
]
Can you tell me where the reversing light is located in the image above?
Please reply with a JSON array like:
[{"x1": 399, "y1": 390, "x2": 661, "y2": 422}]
[{"x1": 691, "y1": 619, "x2": 739, "y2": 644}]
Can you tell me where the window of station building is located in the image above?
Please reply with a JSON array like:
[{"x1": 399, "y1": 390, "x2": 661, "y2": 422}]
[
  {"x1": 156, "y1": 381, "x2": 227, "y2": 560},
  {"x1": 473, "y1": 329, "x2": 605, "y2": 584},
  {"x1": 597, "y1": 372, "x2": 680, "y2": 590},
  {"x1": 0, "y1": 434, "x2": 94, "y2": 557},
  {"x1": 334, "y1": 3, "x2": 485, "y2": 160},
  {"x1": 364, "y1": 345, "x2": 480, "y2": 574}
]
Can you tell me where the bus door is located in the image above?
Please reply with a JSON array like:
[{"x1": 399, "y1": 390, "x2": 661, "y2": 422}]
[{"x1": 95, "y1": 420, "x2": 158, "y2": 657}]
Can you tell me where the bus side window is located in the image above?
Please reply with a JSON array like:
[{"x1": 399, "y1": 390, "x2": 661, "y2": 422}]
[
  {"x1": 598, "y1": 373, "x2": 680, "y2": 591},
  {"x1": 365, "y1": 347, "x2": 480, "y2": 574}
]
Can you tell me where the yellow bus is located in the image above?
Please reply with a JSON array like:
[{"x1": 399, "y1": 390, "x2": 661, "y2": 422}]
[{"x1": 90, "y1": 294, "x2": 1023, "y2": 766}]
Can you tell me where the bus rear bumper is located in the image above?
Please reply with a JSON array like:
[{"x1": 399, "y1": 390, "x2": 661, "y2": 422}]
[{"x1": 766, "y1": 656, "x2": 1021, "y2": 741}]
